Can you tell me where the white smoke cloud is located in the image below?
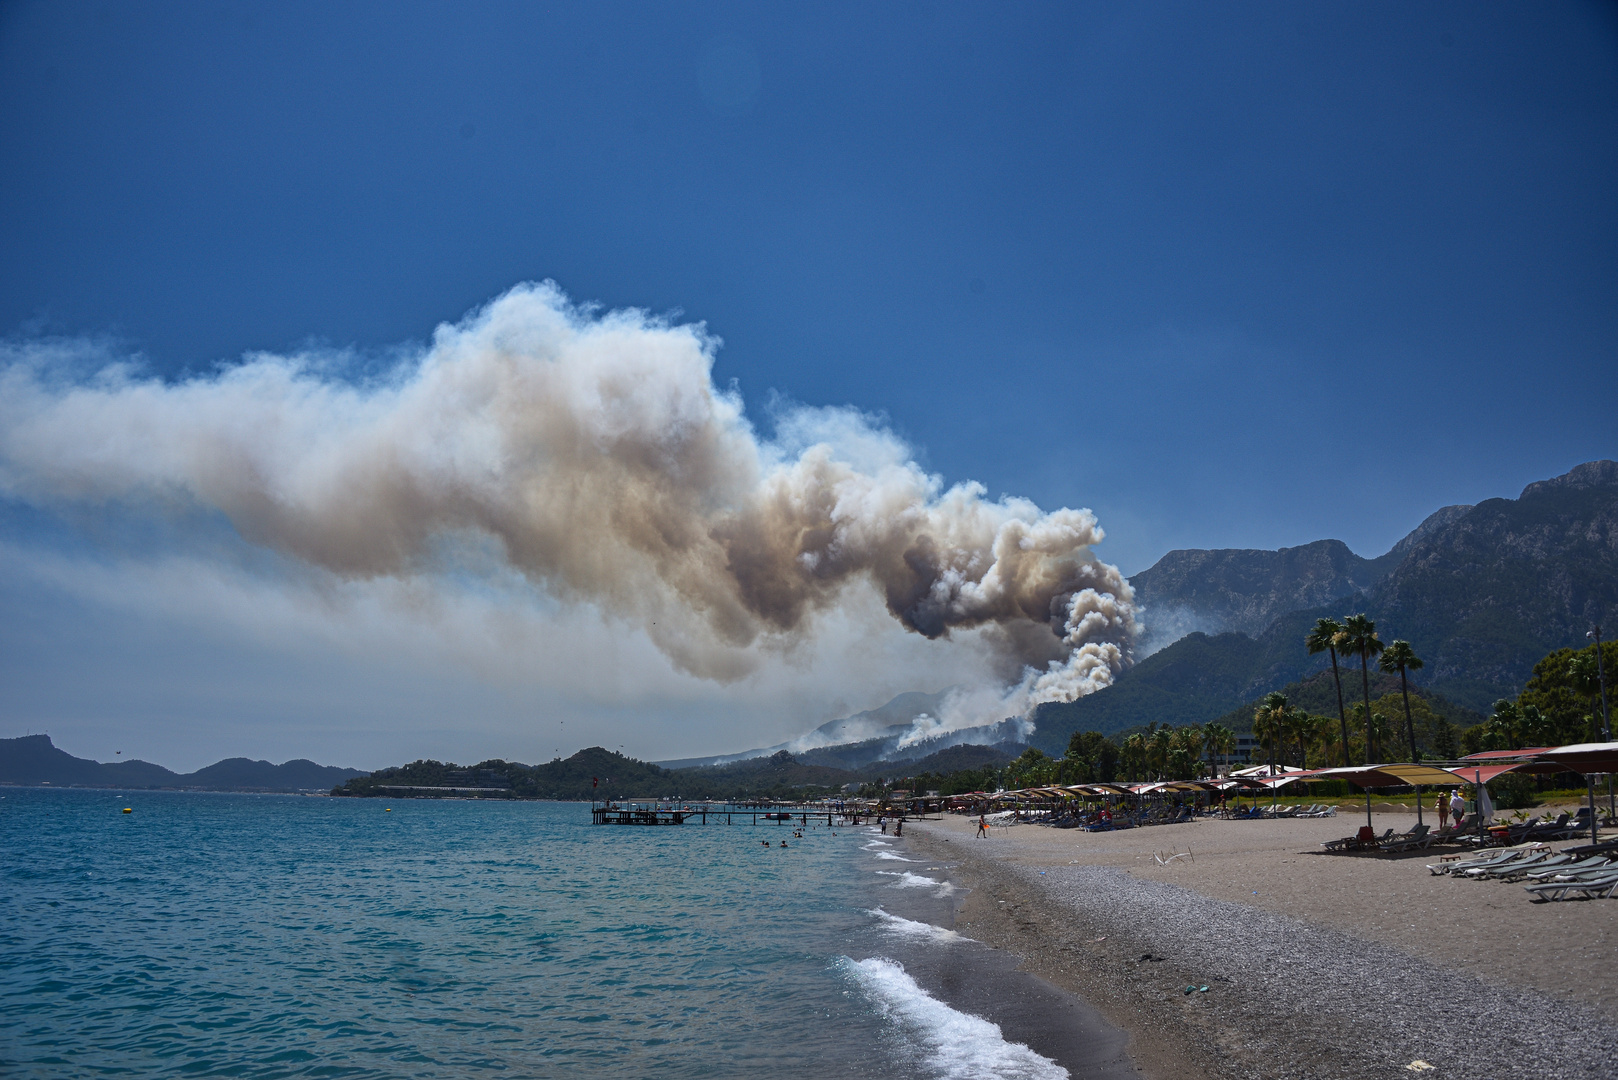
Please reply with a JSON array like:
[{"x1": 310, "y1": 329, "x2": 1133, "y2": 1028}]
[{"x1": 0, "y1": 282, "x2": 1135, "y2": 737}]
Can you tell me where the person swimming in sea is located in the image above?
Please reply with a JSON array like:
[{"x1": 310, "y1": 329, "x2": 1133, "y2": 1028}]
[{"x1": 780, "y1": 840, "x2": 788, "y2": 848}]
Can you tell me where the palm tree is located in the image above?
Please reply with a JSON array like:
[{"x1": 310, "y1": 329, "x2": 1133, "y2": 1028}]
[
  {"x1": 1487, "y1": 699, "x2": 1521, "y2": 751},
  {"x1": 1569, "y1": 652, "x2": 1603, "y2": 742},
  {"x1": 1306, "y1": 617, "x2": 1351, "y2": 766},
  {"x1": 1171, "y1": 724, "x2": 1204, "y2": 779},
  {"x1": 1204, "y1": 723, "x2": 1234, "y2": 777},
  {"x1": 1289, "y1": 711, "x2": 1329, "y2": 769},
  {"x1": 1121, "y1": 733, "x2": 1146, "y2": 782},
  {"x1": 1253, "y1": 692, "x2": 1288, "y2": 776},
  {"x1": 1338, "y1": 614, "x2": 1385, "y2": 763},
  {"x1": 1378, "y1": 639, "x2": 1425, "y2": 762},
  {"x1": 1145, "y1": 725, "x2": 1171, "y2": 777}
]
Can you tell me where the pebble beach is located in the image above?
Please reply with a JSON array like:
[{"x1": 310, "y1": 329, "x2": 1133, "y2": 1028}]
[{"x1": 905, "y1": 811, "x2": 1617, "y2": 1080}]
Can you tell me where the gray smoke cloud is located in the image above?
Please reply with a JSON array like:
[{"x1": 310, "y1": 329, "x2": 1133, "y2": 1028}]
[{"x1": 0, "y1": 283, "x2": 1136, "y2": 720}]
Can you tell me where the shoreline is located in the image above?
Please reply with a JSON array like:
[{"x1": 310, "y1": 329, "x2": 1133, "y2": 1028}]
[{"x1": 902, "y1": 813, "x2": 1616, "y2": 1080}]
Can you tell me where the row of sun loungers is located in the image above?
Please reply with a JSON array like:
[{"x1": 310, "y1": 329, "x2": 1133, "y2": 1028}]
[
  {"x1": 1231, "y1": 803, "x2": 1336, "y2": 820},
  {"x1": 1321, "y1": 823, "x2": 1432, "y2": 852},
  {"x1": 1425, "y1": 842, "x2": 1618, "y2": 901}
]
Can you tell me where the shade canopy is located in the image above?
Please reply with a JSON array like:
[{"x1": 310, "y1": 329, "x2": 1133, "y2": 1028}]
[
  {"x1": 1458, "y1": 747, "x2": 1554, "y2": 761},
  {"x1": 1310, "y1": 763, "x2": 1463, "y2": 788},
  {"x1": 1248, "y1": 773, "x2": 1313, "y2": 789},
  {"x1": 1532, "y1": 742, "x2": 1618, "y2": 774}
]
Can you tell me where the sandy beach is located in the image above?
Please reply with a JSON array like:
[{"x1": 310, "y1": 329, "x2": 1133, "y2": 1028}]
[{"x1": 902, "y1": 809, "x2": 1617, "y2": 1080}]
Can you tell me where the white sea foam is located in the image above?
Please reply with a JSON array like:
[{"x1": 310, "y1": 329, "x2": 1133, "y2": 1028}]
[
  {"x1": 865, "y1": 907, "x2": 972, "y2": 943},
  {"x1": 873, "y1": 850, "x2": 917, "y2": 862},
  {"x1": 873, "y1": 870, "x2": 955, "y2": 894},
  {"x1": 864, "y1": 840, "x2": 892, "y2": 849},
  {"x1": 840, "y1": 956, "x2": 1068, "y2": 1080}
]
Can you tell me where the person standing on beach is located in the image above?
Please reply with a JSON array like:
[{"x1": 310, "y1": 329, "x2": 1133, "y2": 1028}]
[
  {"x1": 1449, "y1": 789, "x2": 1466, "y2": 828},
  {"x1": 879, "y1": 816, "x2": 887, "y2": 834},
  {"x1": 1436, "y1": 791, "x2": 1450, "y2": 829}
]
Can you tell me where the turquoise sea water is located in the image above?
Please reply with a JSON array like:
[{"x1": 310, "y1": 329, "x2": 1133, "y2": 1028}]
[{"x1": 0, "y1": 790, "x2": 1075, "y2": 1079}]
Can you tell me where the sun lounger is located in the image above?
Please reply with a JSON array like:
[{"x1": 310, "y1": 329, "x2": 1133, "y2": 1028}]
[
  {"x1": 1326, "y1": 826, "x2": 1396, "y2": 852},
  {"x1": 1379, "y1": 824, "x2": 1433, "y2": 853},
  {"x1": 1469, "y1": 851, "x2": 1554, "y2": 879},
  {"x1": 1461, "y1": 850, "x2": 1546, "y2": 878},
  {"x1": 1495, "y1": 853, "x2": 1573, "y2": 880},
  {"x1": 1523, "y1": 812, "x2": 1571, "y2": 839},
  {"x1": 1429, "y1": 846, "x2": 1532, "y2": 875},
  {"x1": 1523, "y1": 857, "x2": 1611, "y2": 882},
  {"x1": 1524, "y1": 871, "x2": 1618, "y2": 901}
]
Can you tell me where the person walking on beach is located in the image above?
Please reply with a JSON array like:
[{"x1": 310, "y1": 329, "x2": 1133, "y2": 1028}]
[
  {"x1": 976, "y1": 814, "x2": 988, "y2": 838},
  {"x1": 879, "y1": 816, "x2": 887, "y2": 834}
]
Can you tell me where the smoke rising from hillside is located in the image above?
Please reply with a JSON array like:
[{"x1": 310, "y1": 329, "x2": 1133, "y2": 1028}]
[{"x1": 0, "y1": 283, "x2": 1136, "y2": 722}]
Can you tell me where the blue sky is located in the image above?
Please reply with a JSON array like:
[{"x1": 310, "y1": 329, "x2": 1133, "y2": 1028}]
[{"x1": 1, "y1": 2, "x2": 1614, "y2": 769}]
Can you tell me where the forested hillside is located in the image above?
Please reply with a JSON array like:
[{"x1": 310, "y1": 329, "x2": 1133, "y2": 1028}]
[{"x1": 1038, "y1": 461, "x2": 1618, "y2": 752}]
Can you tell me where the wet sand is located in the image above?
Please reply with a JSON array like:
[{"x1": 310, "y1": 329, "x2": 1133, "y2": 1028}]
[
  {"x1": 900, "y1": 811, "x2": 1617, "y2": 1080},
  {"x1": 855, "y1": 830, "x2": 1139, "y2": 1079}
]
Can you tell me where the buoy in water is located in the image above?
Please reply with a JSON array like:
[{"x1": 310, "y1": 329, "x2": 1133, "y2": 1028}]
[
  {"x1": 121, "y1": 808, "x2": 132, "y2": 814},
  {"x1": 384, "y1": 808, "x2": 393, "y2": 812}
]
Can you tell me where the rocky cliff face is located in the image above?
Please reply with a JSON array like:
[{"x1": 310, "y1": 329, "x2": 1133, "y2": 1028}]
[
  {"x1": 1066, "y1": 460, "x2": 1618, "y2": 736},
  {"x1": 1368, "y1": 460, "x2": 1618, "y2": 706},
  {"x1": 1130, "y1": 538, "x2": 1384, "y2": 642}
]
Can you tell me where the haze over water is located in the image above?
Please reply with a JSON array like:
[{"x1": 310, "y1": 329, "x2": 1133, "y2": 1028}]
[{"x1": 1, "y1": 790, "x2": 1075, "y2": 1079}]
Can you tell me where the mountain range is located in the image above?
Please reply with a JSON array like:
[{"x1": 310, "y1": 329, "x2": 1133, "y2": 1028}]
[
  {"x1": 332, "y1": 739, "x2": 1023, "y2": 801},
  {"x1": 1029, "y1": 459, "x2": 1617, "y2": 754},
  {"x1": 656, "y1": 689, "x2": 1027, "y2": 773},
  {"x1": 0, "y1": 735, "x2": 366, "y2": 792},
  {"x1": 7, "y1": 460, "x2": 1611, "y2": 787}
]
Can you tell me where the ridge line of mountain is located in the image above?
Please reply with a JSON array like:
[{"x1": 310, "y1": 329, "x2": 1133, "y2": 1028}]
[
  {"x1": 1030, "y1": 458, "x2": 1618, "y2": 753},
  {"x1": 0, "y1": 734, "x2": 366, "y2": 792}
]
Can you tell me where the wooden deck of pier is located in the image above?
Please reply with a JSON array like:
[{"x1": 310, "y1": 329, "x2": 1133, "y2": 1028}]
[{"x1": 590, "y1": 802, "x2": 859, "y2": 827}]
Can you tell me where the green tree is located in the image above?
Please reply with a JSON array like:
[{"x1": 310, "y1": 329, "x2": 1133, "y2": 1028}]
[
  {"x1": 1518, "y1": 703, "x2": 1556, "y2": 747},
  {"x1": 1378, "y1": 639, "x2": 1425, "y2": 762},
  {"x1": 1306, "y1": 617, "x2": 1351, "y2": 766},
  {"x1": 1204, "y1": 723, "x2": 1235, "y2": 776},
  {"x1": 1289, "y1": 711, "x2": 1331, "y2": 768},
  {"x1": 1064, "y1": 730, "x2": 1119, "y2": 783},
  {"x1": 1430, "y1": 716, "x2": 1459, "y2": 760},
  {"x1": 1120, "y1": 733, "x2": 1147, "y2": 781},
  {"x1": 1486, "y1": 699, "x2": 1520, "y2": 750},
  {"x1": 1147, "y1": 724, "x2": 1172, "y2": 780},
  {"x1": 1516, "y1": 641, "x2": 1618, "y2": 744},
  {"x1": 1168, "y1": 724, "x2": 1204, "y2": 780},
  {"x1": 1338, "y1": 614, "x2": 1386, "y2": 762},
  {"x1": 1253, "y1": 691, "x2": 1288, "y2": 776},
  {"x1": 1568, "y1": 652, "x2": 1603, "y2": 742}
]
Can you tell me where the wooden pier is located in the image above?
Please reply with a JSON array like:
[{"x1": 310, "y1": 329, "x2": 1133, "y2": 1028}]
[{"x1": 590, "y1": 802, "x2": 856, "y2": 827}]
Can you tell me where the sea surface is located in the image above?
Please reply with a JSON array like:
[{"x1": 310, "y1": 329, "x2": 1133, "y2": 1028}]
[{"x1": 0, "y1": 790, "x2": 1092, "y2": 1079}]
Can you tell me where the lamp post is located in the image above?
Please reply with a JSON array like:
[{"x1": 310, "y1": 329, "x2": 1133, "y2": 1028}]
[{"x1": 1588, "y1": 627, "x2": 1612, "y2": 824}]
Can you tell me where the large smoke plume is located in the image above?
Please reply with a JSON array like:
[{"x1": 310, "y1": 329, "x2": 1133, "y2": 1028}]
[{"x1": 0, "y1": 283, "x2": 1136, "y2": 724}]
